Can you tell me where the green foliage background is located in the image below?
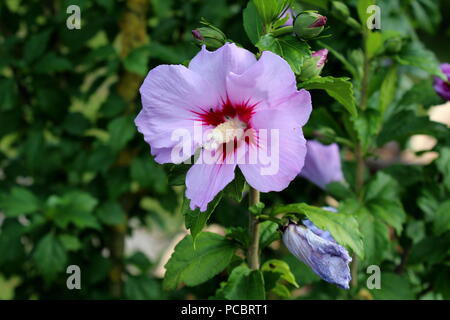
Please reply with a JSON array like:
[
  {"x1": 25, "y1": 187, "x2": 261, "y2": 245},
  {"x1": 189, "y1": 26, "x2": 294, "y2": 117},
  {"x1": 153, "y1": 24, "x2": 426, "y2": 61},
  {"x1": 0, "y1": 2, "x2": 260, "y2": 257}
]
[{"x1": 0, "y1": 0, "x2": 450, "y2": 300}]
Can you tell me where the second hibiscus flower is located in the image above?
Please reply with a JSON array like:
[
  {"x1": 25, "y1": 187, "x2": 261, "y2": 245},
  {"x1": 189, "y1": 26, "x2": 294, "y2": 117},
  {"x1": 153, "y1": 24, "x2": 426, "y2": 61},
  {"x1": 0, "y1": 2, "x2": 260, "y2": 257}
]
[{"x1": 136, "y1": 43, "x2": 312, "y2": 211}]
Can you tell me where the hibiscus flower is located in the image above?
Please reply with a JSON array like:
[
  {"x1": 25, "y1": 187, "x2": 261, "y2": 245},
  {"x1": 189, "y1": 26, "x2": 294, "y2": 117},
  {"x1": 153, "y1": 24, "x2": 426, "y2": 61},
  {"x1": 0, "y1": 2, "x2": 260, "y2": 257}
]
[{"x1": 136, "y1": 43, "x2": 312, "y2": 211}]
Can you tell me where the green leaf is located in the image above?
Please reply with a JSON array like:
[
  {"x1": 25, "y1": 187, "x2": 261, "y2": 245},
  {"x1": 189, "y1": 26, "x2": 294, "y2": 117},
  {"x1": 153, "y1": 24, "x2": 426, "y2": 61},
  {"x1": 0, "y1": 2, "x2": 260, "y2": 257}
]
[
  {"x1": 364, "y1": 172, "x2": 398, "y2": 202},
  {"x1": 357, "y1": 0, "x2": 376, "y2": 25},
  {"x1": 243, "y1": 1, "x2": 264, "y2": 45},
  {"x1": 125, "y1": 275, "x2": 162, "y2": 300},
  {"x1": 223, "y1": 169, "x2": 246, "y2": 202},
  {"x1": 59, "y1": 234, "x2": 82, "y2": 252},
  {"x1": 96, "y1": 201, "x2": 127, "y2": 226},
  {"x1": 433, "y1": 201, "x2": 450, "y2": 236},
  {"x1": 371, "y1": 273, "x2": 414, "y2": 300},
  {"x1": 0, "y1": 78, "x2": 18, "y2": 111},
  {"x1": 107, "y1": 115, "x2": 136, "y2": 152},
  {"x1": 436, "y1": 147, "x2": 450, "y2": 192},
  {"x1": 24, "y1": 30, "x2": 52, "y2": 62},
  {"x1": 256, "y1": 34, "x2": 311, "y2": 74},
  {"x1": 409, "y1": 236, "x2": 449, "y2": 265},
  {"x1": 33, "y1": 233, "x2": 67, "y2": 280},
  {"x1": 123, "y1": 45, "x2": 151, "y2": 76},
  {"x1": 222, "y1": 265, "x2": 266, "y2": 300},
  {"x1": 252, "y1": 0, "x2": 290, "y2": 25},
  {"x1": 261, "y1": 259, "x2": 298, "y2": 287},
  {"x1": 301, "y1": 76, "x2": 357, "y2": 117},
  {"x1": 167, "y1": 164, "x2": 190, "y2": 186},
  {"x1": 259, "y1": 221, "x2": 280, "y2": 249},
  {"x1": 183, "y1": 193, "x2": 223, "y2": 244},
  {"x1": 34, "y1": 53, "x2": 72, "y2": 73},
  {"x1": 366, "y1": 31, "x2": 383, "y2": 59},
  {"x1": 369, "y1": 202, "x2": 405, "y2": 235},
  {"x1": 273, "y1": 203, "x2": 364, "y2": 258},
  {"x1": 378, "y1": 65, "x2": 397, "y2": 115},
  {"x1": 163, "y1": 232, "x2": 235, "y2": 290},
  {"x1": 0, "y1": 220, "x2": 25, "y2": 266},
  {"x1": 397, "y1": 79, "x2": 442, "y2": 110},
  {"x1": 358, "y1": 212, "x2": 390, "y2": 265},
  {"x1": 0, "y1": 187, "x2": 40, "y2": 217},
  {"x1": 395, "y1": 42, "x2": 446, "y2": 79},
  {"x1": 377, "y1": 110, "x2": 447, "y2": 146},
  {"x1": 131, "y1": 157, "x2": 168, "y2": 193},
  {"x1": 47, "y1": 191, "x2": 99, "y2": 230}
]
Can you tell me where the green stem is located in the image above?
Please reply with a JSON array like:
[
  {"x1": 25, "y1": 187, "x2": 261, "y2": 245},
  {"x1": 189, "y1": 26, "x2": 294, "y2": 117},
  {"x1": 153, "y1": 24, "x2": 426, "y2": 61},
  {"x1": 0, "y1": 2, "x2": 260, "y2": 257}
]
[
  {"x1": 247, "y1": 187, "x2": 261, "y2": 270},
  {"x1": 351, "y1": 27, "x2": 371, "y2": 290},
  {"x1": 271, "y1": 26, "x2": 293, "y2": 37}
]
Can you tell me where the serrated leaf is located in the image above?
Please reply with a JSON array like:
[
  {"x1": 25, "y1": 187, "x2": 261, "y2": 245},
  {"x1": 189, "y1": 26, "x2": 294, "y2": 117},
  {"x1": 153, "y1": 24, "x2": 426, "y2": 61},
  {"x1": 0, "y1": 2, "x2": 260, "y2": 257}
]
[
  {"x1": 261, "y1": 259, "x2": 298, "y2": 287},
  {"x1": 243, "y1": 1, "x2": 264, "y2": 45},
  {"x1": 301, "y1": 76, "x2": 357, "y2": 117},
  {"x1": 33, "y1": 233, "x2": 67, "y2": 280},
  {"x1": 96, "y1": 201, "x2": 126, "y2": 226},
  {"x1": 183, "y1": 193, "x2": 223, "y2": 244},
  {"x1": 47, "y1": 192, "x2": 99, "y2": 230},
  {"x1": 131, "y1": 157, "x2": 168, "y2": 193},
  {"x1": 436, "y1": 148, "x2": 450, "y2": 192},
  {"x1": 395, "y1": 42, "x2": 445, "y2": 79},
  {"x1": 358, "y1": 212, "x2": 390, "y2": 265},
  {"x1": 163, "y1": 232, "x2": 235, "y2": 290},
  {"x1": 273, "y1": 203, "x2": 364, "y2": 258},
  {"x1": 433, "y1": 201, "x2": 450, "y2": 236},
  {"x1": 59, "y1": 234, "x2": 82, "y2": 251},
  {"x1": 107, "y1": 115, "x2": 136, "y2": 152},
  {"x1": 0, "y1": 187, "x2": 40, "y2": 217},
  {"x1": 378, "y1": 65, "x2": 397, "y2": 115},
  {"x1": 123, "y1": 45, "x2": 151, "y2": 76},
  {"x1": 256, "y1": 34, "x2": 311, "y2": 74},
  {"x1": 223, "y1": 169, "x2": 246, "y2": 202},
  {"x1": 259, "y1": 221, "x2": 280, "y2": 249},
  {"x1": 222, "y1": 265, "x2": 265, "y2": 300}
]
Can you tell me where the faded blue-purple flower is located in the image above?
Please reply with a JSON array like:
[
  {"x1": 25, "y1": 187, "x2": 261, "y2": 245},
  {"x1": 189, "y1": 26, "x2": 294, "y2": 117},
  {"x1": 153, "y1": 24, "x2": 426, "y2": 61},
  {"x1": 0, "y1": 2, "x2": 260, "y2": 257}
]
[
  {"x1": 300, "y1": 140, "x2": 344, "y2": 189},
  {"x1": 434, "y1": 63, "x2": 450, "y2": 101},
  {"x1": 302, "y1": 206, "x2": 336, "y2": 242},
  {"x1": 283, "y1": 222, "x2": 352, "y2": 289}
]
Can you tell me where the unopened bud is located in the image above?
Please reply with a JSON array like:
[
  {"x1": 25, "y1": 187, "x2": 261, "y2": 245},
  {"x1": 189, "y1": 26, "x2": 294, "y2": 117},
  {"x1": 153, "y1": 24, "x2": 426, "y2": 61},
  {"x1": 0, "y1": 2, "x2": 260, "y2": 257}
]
[
  {"x1": 192, "y1": 26, "x2": 227, "y2": 50},
  {"x1": 299, "y1": 49, "x2": 328, "y2": 81},
  {"x1": 293, "y1": 11, "x2": 327, "y2": 39}
]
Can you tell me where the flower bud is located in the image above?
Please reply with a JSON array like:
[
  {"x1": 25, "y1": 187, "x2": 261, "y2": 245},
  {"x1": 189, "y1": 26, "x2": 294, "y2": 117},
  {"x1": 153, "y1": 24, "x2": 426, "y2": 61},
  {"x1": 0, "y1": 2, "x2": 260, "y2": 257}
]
[
  {"x1": 299, "y1": 49, "x2": 328, "y2": 80},
  {"x1": 293, "y1": 11, "x2": 327, "y2": 39},
  {"x1": 282, "y1": 222, "x2": 352, "y2": 289},
  {"x1": 300, "y1": 140, "x2": 344, "y2": 189},
  {"x1": 192, "y1": 26, "x2": 227, "y2": 50}
]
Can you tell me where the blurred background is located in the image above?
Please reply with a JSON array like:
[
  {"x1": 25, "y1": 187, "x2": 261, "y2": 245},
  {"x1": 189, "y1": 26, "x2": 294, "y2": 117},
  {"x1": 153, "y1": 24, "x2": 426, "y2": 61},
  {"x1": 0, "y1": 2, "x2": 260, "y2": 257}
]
[{"x1": 0, "y1": 0, "x2": 449, "y2": 300}]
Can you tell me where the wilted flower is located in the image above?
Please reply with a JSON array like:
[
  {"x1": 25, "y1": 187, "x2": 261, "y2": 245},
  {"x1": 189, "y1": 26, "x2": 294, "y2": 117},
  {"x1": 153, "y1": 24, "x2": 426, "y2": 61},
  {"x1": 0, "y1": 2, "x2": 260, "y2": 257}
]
[
  {"x1": 299, "y1": 49, "x2": 328, "y2": 80},
  {"x1": 293, "y1": 11, "x2": 327, "y2": 39},
  {"x1": 302, "y1": 206, "x2": 336, "y2": 242},
  {"x1": 136, "y1": 43, "x2": 312, "y2": 211},
  {"x1": 282, "y1": 221, "x2": 352, "y2": 289},
  {"x1": 300, "y1": 140, "x2": 344, "y2": 189},
  {"x1": 433, "y1": 63, "x2": 450, "y2": 101}
]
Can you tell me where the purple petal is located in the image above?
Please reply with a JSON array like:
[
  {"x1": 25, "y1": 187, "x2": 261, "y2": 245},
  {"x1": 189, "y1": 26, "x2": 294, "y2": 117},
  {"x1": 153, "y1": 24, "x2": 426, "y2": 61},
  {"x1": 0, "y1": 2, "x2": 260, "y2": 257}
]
[
  {"x1": 185, "y1": 149, "x2": 236, "y2": 211},
  {"x1": 300, "y1": 140, "x2": 344, "y2": 189},
  {"x1": 188, "y1": 43, "x2": 257, "y2": 100},
  {"x1": 238, "y1": 90, "x2": 312, "y2": 192},
  {"x1": 226, "y1": 51, "x2": 298, "y2": 110}
]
